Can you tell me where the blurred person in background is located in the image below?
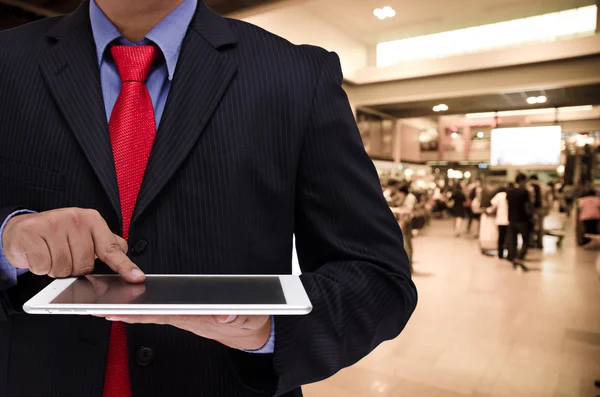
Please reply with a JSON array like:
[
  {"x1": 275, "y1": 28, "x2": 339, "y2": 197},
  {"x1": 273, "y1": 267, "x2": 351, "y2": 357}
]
[
  {"x1": 506, "y1": 174, "x2": 533, "y2": 271},
  {"x1": 383, "y1": 180, "x2": 396, "y2": 204},
  {"x1": 449, "y1": 185, "x2": 468, "y2": 237},
  {"x1": 480, "y1": 181, "x2": 498, "y2": 209},
  {"x1": 554, "y1": 178, "x2": 565, "y2": 212},
  {"x1": 467, "y1": 180, "x2": 483, "y2": 238},
  {"x1": 463, "y1": 182, "x2": 473, "y2": 232},
  {"x1": 528, "y1": 175, "x2": 552, "y2": 249},
  {"x1": 396, "y1": 185, "x2": 416, "y2": 265},
  {"x1": 398, "y1": 184, "x2": 417, "y2": 211},
  {"x1": 561, "y1": 183, "x2": 576, "y2": 216},
  {"x1": 432, "y1": 186, "x2": 447, "y2": 219},
  {"x1": 386, "y1": 183, "x2": 414, "y2": 268},
  {"x1": 384, "y1": 180, "x2": 402, "y2": 207},
  {"x1": 577, "y1": 188, "x2": 600, "y2": 245},
  {"x1": 547, "y1": 181, "x2": 557, "y2": 205},
  {"x1": 488, "y1": 185, "x2": 509, "y2": 260}
]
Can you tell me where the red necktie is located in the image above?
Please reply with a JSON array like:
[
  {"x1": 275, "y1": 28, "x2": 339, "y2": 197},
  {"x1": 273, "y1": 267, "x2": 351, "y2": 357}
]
[{"x1": 103, "y1": 45, "x2": 157, "y2": 397}]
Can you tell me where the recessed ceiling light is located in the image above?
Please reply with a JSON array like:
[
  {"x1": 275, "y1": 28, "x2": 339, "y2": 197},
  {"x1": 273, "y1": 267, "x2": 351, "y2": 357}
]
[
  {"x1": 374, "y1": 6, "x2": 396, "y2": 20},
  {"x1": 433, "y1": 103, "x2": 449, "y2": 112},
  {"x1": 451, "y1": 132, "x2": 458, "y2": 139},
  {"x1": 383, "y1": 6, "x2": 396, "y2": 17},
  {"x1": 477, "y1": 131, "x2": 484, "y2": 138},
  {"x1": 527, "y1": 95, "x2": 547, "y2": 104}
]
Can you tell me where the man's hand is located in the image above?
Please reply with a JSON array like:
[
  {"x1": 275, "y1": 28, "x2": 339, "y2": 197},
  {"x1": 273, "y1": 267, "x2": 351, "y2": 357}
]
[
  {"x1": 1, "y1": 208, "x2": 145, "y2": 283},
  {"x1": 101, "y1": 314, "x2": 272, "y2": 351}
]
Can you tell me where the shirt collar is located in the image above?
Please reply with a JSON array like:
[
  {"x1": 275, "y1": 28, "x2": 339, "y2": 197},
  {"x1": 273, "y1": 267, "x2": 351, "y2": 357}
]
[{"x1": 89, "y1": 0, "x2": 197, "y2": 80}]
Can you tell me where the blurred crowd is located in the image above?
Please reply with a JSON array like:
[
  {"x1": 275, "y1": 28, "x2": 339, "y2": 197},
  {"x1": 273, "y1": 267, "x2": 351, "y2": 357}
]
[{"x1": 383, "y1": 176, "x2": 600, "y2": 272}]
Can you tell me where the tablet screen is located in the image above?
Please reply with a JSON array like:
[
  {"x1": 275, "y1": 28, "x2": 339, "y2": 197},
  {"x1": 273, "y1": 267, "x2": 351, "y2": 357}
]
[{"x1": 51, "y1": 276, "x2": 286, "y2": 305}]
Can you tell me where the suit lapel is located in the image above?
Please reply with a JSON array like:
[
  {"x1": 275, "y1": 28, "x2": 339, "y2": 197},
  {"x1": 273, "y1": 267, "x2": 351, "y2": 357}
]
[
  {"x1": 133, "y1": 6, "x2": 238, "y2": 223},
  {"x1": 38, "y1": 2, "x2": 238, "y2": 226},
  {"x1": 40, "y1": 2, "x2": 121, "y2": 222}
]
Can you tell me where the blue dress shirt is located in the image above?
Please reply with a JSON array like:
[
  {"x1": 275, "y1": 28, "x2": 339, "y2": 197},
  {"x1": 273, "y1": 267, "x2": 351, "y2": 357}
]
[
  {"x1": 90, "y1": 0, "x2": 195, "y2": 127},
  {"x1": 0, "y1": 0, "x2": 274, "y2": 354}
]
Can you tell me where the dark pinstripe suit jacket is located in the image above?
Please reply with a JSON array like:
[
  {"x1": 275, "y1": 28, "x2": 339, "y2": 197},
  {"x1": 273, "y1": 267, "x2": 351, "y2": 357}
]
[{"x1": 0, "y1": 1, "x2": 417, "y2": 396}]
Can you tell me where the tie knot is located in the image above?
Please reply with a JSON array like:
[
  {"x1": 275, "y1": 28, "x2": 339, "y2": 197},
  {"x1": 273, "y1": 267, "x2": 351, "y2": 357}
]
[{"x1": 110, "y1": 45, "x2": 157, "y2": 83}]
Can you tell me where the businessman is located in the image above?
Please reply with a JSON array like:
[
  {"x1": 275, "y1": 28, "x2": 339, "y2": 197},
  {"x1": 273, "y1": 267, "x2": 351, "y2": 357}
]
[{"x1": 0, "y1": 0, "x2": 417, "y2": 396}]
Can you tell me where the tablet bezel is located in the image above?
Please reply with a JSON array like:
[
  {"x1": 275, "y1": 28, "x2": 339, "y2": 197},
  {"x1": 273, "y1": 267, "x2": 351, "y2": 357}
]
[{"x1": 23, "y1": 274, "x2": 312, "y2": 315}]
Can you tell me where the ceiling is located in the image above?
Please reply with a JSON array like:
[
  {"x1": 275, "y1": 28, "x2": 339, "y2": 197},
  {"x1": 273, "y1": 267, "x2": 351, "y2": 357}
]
[
  {"x1": 301, "y1": 0, "x2": 595, "y2": 45},
  {"x1": 0, "y1": 0, "x2": 284, "y2": 29},
  {"x1": 368, "y1": 84, "x2": 600, "y2": 118}
]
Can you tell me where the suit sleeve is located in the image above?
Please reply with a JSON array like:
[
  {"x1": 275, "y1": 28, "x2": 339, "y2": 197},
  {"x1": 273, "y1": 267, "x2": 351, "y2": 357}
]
[
  {"x1": 227, "y1": 52, "x2": 416, "y2": 396},
  {"x1": 272, "y1": 52, "x2": 417, "y2": 394},
  {"x1": 0, "y1": 206, "x2": 24, "y2": 320}
]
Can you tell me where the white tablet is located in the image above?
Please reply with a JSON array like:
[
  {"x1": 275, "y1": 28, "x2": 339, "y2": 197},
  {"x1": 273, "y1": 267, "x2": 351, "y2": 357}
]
[{"x1": 23, "y1": 274, "x2": 312, "y2": 315}]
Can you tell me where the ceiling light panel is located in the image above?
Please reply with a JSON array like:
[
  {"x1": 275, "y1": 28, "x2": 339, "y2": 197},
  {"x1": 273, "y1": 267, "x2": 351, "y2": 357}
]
[
  {"x1": 465, "y1": 105, "x2": 594, "y2": 118},
  {"x1": 377, "y1": 5, "x2": 597, "y2": 67}
]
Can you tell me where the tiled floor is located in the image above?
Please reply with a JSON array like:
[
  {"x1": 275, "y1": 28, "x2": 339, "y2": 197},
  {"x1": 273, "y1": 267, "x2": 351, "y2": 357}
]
[{"x1": 304, "y1": 217, "x2": 600, "y2": 397}]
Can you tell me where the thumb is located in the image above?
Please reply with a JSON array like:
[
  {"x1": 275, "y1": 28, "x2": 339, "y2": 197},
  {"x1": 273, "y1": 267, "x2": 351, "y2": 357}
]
[
  {"x1": 215, "y1": 315, "x2": 237, "y2": 324},
  {"x1": 92, "y1": 228, "x2": 145, "y2": 284}
]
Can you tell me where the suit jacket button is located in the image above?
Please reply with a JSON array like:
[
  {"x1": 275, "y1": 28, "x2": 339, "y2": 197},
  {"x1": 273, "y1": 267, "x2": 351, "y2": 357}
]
[
  {"x1": 131, "y1": 238, "x2": 148, "y2": 255},
  {"x1": 136, "y1": 346, "x2": 154, "y2": 366}
]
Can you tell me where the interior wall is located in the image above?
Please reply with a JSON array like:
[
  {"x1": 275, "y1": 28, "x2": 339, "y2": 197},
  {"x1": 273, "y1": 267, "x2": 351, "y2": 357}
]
[
  {"x1": 561, "y1": 118, "x2": 600, "y2": 132},
  {"x1": 366, "y1": 46, "x2": 378, "y2": 68},
  {"x1": 345, "y1": 55, "x2": 600, "y2": 107},
  {"x1": 398, "y1": 123, "x2": 421, "y2": 163}
]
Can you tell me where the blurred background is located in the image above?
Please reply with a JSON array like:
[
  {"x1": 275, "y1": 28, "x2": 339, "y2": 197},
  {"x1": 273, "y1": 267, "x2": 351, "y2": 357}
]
[{"x1": 2, "y1": 1, "x2": 600, "y2": 396}]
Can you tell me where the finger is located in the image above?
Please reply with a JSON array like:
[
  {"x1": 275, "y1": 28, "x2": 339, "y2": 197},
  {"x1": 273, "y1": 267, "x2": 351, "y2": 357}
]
[
  {"x1": 214, "y1": 315, "x2": 237, "y2": 324},
  {"x1": 216, "y1": 315, "x2": 270, "y2": 330},
  {"x1": 24, "y1": 236, "x2": 52, "y2": 275},
  {"x1": 87, "y1": 213, "x2": 144, "y2": 283},
  {"x1": 105, "y1": 316, "x2": 212, "y2": 332},
  {"x1": 43, "y1": 232, "x2": 73, "y2": 278},
  {"x1": 69, "y1": 232, "x2": 95, "y2": 276},
  {"x1": 106, "y1": 315, "x2": 172, "y2": 325}
]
